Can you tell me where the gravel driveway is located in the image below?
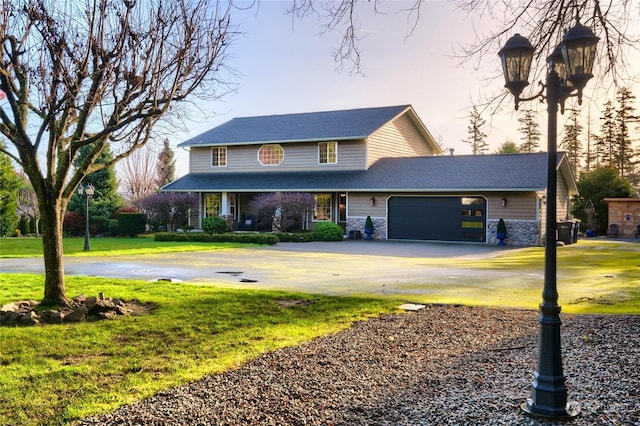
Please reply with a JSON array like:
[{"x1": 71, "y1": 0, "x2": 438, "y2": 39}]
[{"x1": 78, "y1": 305, "x2": 640, "y2": 425}]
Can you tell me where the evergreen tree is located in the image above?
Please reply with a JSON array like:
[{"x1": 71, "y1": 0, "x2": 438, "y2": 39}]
[
  {"x1": 0, "y1": 142, "x2": 20, "y2": 236},
  {"x1": 67, "y1": 144, "x2": 123, "y2": 219},
  {"x1": 156, "y1": 139, "x2": 176, "y2": 188},
  {"x1": 561, "y1": 109, "x2": 583, "y2": 177},
  {"x1": 614, "y1": 87, "x2": 638, "y2": 179},
  {"x1": 517, "y1": 109, "x2": 541, "y2": 153},
  {"x1": 495, "y1": 141, "x2": 520, "y2": 154},
  {"x1": 462, "y1": 106, "x2": 488, "y2": 155},
  {"x1": 571, "y1": 166, "x2": 637, "y2": 235},
  {"x1": 595, "y1": 100, "x2": 617, "y2": 167}
]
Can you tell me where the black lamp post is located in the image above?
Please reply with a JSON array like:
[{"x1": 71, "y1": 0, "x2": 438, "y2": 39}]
[
  {"x1": 499, "y1": 18, "x2": 598, "y2": 419},
  {"x1": 77, "y1": 184, "x2": 95, "y2": 251}
]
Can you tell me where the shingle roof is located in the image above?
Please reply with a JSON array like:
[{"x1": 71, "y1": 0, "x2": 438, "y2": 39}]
[
  {"x1": 163, "y1": 152, "x2": 560, "y2": 192},
  {"x1": 178, "y1": 105, "x2": 411, "y2": 147}
]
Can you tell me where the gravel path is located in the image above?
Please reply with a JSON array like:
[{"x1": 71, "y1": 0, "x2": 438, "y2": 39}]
[{"x1": 78, "y1": 305, "x2": 639, "y2": 426}]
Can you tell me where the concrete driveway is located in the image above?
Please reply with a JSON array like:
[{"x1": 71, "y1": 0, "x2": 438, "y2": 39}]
[{"x1": 0, "y1": 240, "x2": 527, "y2": 298}]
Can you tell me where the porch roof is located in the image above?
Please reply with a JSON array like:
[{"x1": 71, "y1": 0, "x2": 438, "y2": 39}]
[{"x1": 163, "y1": 153, "x2": 561, "y2": 193}]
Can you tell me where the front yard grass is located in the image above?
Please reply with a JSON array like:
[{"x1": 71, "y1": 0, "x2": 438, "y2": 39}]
[
  {"x1": 0, "y1": 237, "x2": 638, "y2": 424},
  {"x1": 0, "y1": 235, "x2": 254, "y2": 258},
  {"x1": 0, "y1": 274, "x2": 397, "y2": 426}
]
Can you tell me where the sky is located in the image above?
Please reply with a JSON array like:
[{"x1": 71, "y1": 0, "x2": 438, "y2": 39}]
[{"x1": 162, "y1": 1, "x2": 640, "y2": 177}]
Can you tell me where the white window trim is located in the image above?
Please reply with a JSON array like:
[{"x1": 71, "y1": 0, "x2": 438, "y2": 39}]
[
  {"x1": 211, "y1": 146, "x2": 227, "y2": 168},
  {"x1": 318, "y1": 141, "x2": 338, "y2": 165},
  {"x1": 257, "y1": 144, "x2": 284, "y2": 166},
  {"x1": 313, "y1": 193, "x2": 332, "y2": 222}
]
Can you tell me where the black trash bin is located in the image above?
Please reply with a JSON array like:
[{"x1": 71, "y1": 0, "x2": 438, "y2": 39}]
[
  {"x1": 557, "y1": 221, "x2": 573, "y2": 244},
  {"x1": 572, "y1": 220, "x2": 580, "y2": 243}
]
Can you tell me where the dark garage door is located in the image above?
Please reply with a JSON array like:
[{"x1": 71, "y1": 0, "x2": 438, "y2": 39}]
[{"x1": 388, "y1": 196, "x2": 486, "y2": 242}]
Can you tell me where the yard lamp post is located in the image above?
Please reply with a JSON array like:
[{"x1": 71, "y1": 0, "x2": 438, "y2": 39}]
[
  {"x1": 498, "y1": 17, "x2": 598, "y2": 419},
  {"x1": 77, "y1": 184, "x2": 95, "y2": 251}
]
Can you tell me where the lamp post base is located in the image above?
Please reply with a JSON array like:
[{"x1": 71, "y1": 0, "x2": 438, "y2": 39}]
[{"x1": 521, "y1": 400, "x2": 580, "y2": 419}]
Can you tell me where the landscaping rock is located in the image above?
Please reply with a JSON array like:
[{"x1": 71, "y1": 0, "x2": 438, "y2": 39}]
[
  {"x1": 64, "y1": 305, "x2": 88, "y2": 323},
  {"x1": 1, "y1": 295, "x2": 151, "y2": 327},
  {"x1": 19, "y1": 310, "x2": 39, "y2": 326},
  {"x1": 41, "y1": 309, "x2": 64, "y2": 324}
]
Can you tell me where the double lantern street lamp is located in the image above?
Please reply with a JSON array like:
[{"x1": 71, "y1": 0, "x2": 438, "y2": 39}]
[
  {"x1": 77, "y1": 184, "x2": 95, "y2": 251},
  {"x1": 498, "y1": 19, "x2": 598, "y2": 419}
]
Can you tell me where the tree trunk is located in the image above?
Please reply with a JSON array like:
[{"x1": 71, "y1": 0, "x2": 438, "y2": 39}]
[{"x1": 40, "y1": 199, "x2": 71, "y2": 307}]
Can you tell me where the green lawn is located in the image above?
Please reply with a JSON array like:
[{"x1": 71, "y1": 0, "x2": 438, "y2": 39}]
[
  {"x1": 0, "y1": 274, "x2": 397, "y2": 426},
  {"x1": 0, "y1": 235, "x2": 253, "y2": 257},
  {"x1": 0, "y1": 237, "x2": 638, "y2": 425}
]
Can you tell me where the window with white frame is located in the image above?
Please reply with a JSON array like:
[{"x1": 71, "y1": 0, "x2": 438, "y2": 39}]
[
  {"x1": 319, "y1": 141, "x2": 337, "y2": 164},
  {"x1": 313, "y1": 193, "x2": 332, "y2": 221},
  {"x1": 204, "y1": 193, "x2": 221, "y2": 217},
  {"x1": 211, "y1": 147, "x2": 227, "y2": 167},
  {"x1": 258, "y1": 144, "x2": 284, "y2": 165}
]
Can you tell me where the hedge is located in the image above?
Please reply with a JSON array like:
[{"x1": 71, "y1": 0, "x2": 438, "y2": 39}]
[{"x1": 154, "y1": 232, "x2": 279, "y2": 245}]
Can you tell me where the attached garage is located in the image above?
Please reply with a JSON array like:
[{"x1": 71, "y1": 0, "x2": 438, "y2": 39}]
[{"x1": 388, "y1": 196, "x2": 486, "y2": 242}]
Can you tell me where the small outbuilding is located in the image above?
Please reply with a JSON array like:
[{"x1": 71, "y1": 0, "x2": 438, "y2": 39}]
[{"x1": 604, "y1": 198, "x2": 640, "y2": 238}]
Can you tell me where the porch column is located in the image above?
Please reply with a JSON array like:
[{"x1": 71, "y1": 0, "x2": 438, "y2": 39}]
[{"x1": 221, "y1": 192, "x2": 229, "y2": 216}]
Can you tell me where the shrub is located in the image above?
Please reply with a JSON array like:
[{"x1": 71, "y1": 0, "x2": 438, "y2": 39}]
[
  {"x1": 497, "y1": 218, "x2": 507, "y2": 234},
  {"x1": 117, "y1": 213, "x2": 146, "y2": 237},
  {"x1": 63, "y1": 211, "x2": 85, "y2": 236},
  {"x1": 18, "y1": 215, "x2": 29, "y2": 236},
  {"x1": 313, "y1": 222, "x2": 344, "y2": 241},
  {"x1": 277, "y1": 231, "x2": 315, "y2": 242},
  {"x1": 106, "y1": 219, "x2": 120, "y2": 237},
  {"x1": 154, "y1": 232, "x2": 279, "y2": 245},
  {"x1": 364, "y1": 216, "x2": 374, "y2": 230},
  {"x1": 202, "y1": 216, "x2": 228, "y2": 234}
]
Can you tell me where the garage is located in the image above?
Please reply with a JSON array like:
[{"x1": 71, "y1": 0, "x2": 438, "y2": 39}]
[{"x1": 388, "y1": 196, "x2": 486, "y2": 242}]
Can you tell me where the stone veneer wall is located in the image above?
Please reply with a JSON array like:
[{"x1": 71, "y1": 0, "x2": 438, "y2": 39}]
[
  {"x1": 487, "y1": 219, "x2": 541, "y2": 246},
  {"x1": 347, "y1": 217, "x2": 541, "y2": 246},
  {"x1": 347, "y1": 216, "x2": 387, "y2": 239}
]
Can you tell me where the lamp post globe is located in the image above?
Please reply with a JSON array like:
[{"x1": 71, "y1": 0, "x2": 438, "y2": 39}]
[
  {"x1": 498, "y1": 33, "x2": 534, "y2": 109},
  {"x1": 498, "y1": 18, "x2": 598, "y2": 420}
]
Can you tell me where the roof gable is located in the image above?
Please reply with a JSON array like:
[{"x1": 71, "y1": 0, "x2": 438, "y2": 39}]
[{"x1": 179, "y1": 105, "x2": 413, "y2": 147}]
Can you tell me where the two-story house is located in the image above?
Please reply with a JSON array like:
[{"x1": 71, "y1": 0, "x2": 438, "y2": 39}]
[{"x1": 163, "y1": 104, "x2": 578, "y2": 246}]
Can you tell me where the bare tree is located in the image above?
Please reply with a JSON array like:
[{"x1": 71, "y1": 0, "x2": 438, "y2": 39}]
[
  {"x1": 0, "y1": 0, "x2": 235, "y2": 306},
  {"x1": 119, "y1": 145, "x2": 158, "y2": 205},
  {"x1": 289, "y1": 1, "x2": 639, "y2": 86}
]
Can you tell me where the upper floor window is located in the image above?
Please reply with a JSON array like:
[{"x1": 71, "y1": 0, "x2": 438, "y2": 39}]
[
  {"x1": 211, "y1": 147, "x2": 227, "y2": 167},
  {"x1": 258, "y1": 144, "x2": 284, "y2": 165},
  {"x1": 319, "y1": 141, "x2": 337, "y2": 164}
]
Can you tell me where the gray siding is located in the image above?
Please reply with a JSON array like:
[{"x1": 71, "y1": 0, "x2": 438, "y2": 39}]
[
  {"x1": 367, "y1": 114, "x2": 434, "y2": 167},
  {"x1": 189, "y1": 140, "x2": 367, "y2": 173},
  {"x1": 487, "y1": 193, "x2": 538, "y2": 220}
]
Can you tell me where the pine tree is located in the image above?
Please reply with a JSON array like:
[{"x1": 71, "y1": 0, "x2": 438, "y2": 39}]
[
  {"x1": 517, "y1": 109, "x2": 541, "y2": 153},
  {"x1": 67, "y1": 144, "x2": 123, "y2": 218},
  {"x1": 156, "y1": 139, "x2": 176, "y2": 188},
  {"x1": 462, "y1": 106, "x2": 489, "y2": 155},
  {"x1": 595, "y1": 100, "x2": 617, "y2": 167},
  {"x1": 561, "y1": 109, "x2": 583, "y2": 177},
  {"x1": 495, "y1": 140, "x2": 520, "y2": 154},
  {"x1": 614, "y1": 87, "x2": 638, "y2": 179}
]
